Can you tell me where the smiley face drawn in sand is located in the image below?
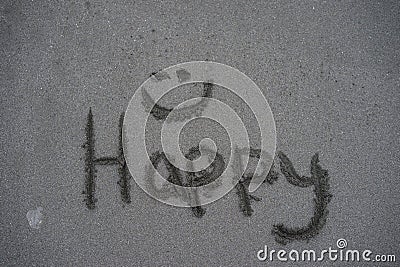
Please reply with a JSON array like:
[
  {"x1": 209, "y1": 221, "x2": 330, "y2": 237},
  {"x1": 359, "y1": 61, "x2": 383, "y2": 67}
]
[{"x1": 26, "y1": 207, "x2": 43, "y2": 229}]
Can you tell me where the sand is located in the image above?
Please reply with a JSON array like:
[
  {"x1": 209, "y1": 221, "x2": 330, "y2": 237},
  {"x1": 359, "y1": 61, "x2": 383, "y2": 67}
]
[{"x1": 1, "y1": 0, "x2": 399, "y2": 266}]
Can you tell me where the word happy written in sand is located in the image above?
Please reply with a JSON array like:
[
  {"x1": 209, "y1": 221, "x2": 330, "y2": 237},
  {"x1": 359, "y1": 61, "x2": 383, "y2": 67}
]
[
  {"x1": 82, "y1": 108, "x2": 331, "y2": 245},
  {"x1": 82, "y1": 73, "x2": 331, "y2": 245}
]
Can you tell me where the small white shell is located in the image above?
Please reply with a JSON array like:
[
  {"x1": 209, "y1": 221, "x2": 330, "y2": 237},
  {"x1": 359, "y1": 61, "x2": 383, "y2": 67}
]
[{"x1": 26, "y1": 207, "x2": 43, "y2": 229}]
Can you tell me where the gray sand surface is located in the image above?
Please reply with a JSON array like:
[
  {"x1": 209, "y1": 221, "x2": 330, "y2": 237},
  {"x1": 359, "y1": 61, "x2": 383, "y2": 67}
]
[{"x1": 1, "y1": 0, "x2": 399, "y2": 266}]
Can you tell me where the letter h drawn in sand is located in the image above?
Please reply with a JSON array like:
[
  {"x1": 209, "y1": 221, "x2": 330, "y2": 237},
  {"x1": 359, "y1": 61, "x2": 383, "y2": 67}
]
[{"x1": 82, "y1": 108, "x2": 131, "y2": 209}]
